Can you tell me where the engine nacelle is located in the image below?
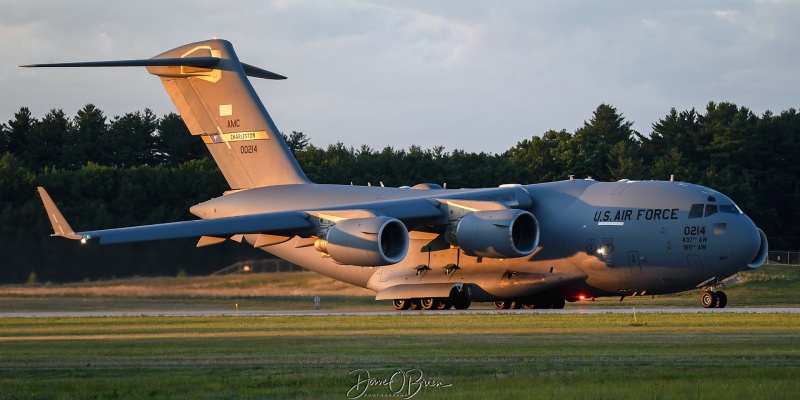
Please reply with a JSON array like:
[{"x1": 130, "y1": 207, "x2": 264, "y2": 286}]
[
  {"x1": 314, "y1": 216, "x2": 409, "y2": 266},
  {"x1": 445, "y1": 209, "x2": 539, "y2": 258}
]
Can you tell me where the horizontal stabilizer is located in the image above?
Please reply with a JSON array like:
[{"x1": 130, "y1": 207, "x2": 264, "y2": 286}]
[
  {"x1": 241, "y1": 63, "x2": 287, "y2": 80},
  {"x1": 21, "y1": 58, "x2": 287, "y2": 80},
  {"x1": 20, "y1": 57, "x2": 220, "y2": 69}
]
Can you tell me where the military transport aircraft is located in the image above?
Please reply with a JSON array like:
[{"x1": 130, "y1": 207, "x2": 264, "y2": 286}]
[{"x1": 26, "y1": 39, "x2": 768, "y2": 310}]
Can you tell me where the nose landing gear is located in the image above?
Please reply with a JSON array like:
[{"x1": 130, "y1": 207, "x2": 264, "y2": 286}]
[
  {"x1": 701, "y1": 290, "x2": 727, "y2": 308},
  {"x1": 698, "y1": 276, "x2": 738, "y2": 308}
]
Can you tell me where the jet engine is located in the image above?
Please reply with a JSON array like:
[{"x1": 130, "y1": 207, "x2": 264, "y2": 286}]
[
  {"x1": 314, "y1": 216, "x2": 409, "y2": 266},
  {"x1": 445, "y1": 209, "x2": 539, "y2": 258}
]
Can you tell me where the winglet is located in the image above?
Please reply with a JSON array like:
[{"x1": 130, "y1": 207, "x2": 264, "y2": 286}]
[{"x1": 37, "y1": 187, "x2": 83, "y2": 240}]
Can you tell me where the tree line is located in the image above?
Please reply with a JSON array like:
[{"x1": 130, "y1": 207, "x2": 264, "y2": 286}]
[{"x1": 1, "y1": 102, "x2": 798, "y2": 283}]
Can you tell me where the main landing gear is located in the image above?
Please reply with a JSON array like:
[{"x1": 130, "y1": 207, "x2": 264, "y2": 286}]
[
  {"x1": 493, "y1": 298, "x2": 566, "y2": 310},
  {"x1": 392, "y1": 296, "x2": 471, "y2": 311},
  {"x1": 700, "y1": 290, "x2": 727, "y2": 308}
]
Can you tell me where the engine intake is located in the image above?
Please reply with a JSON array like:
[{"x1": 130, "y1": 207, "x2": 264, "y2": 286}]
[
  {"x1": 445, "y1": 209, "x2": 539, "y2": 258},
  {"x1": 314, "y1": 216, "x2": 409, "y2": 266}
]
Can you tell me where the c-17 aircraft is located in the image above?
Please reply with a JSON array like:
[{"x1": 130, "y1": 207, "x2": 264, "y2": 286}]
[{"x1": 27, "y1": 39, "x2": 768, "y2": 310}]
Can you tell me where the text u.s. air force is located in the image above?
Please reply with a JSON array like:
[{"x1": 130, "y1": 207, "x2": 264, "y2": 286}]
[{"x1": 593, "y1": 208, "x2": 679, "y2": 222}]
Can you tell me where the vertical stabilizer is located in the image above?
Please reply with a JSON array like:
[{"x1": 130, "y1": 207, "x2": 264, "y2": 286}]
[{"x1": 146, "y1": 39, "x2": 309, "y2": 189}]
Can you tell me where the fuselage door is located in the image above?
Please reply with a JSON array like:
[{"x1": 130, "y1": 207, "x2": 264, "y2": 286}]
[
  {"x1": 687, "y1": 254, "x2": 704, "y2": 271},
  {"x1": 628, "y1": 251, "x2": 642, "y2": 276}
]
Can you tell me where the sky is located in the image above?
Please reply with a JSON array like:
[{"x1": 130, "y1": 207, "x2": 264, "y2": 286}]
[{"x1": 2, "y1": 0, "x2": 798, "y2": 154}]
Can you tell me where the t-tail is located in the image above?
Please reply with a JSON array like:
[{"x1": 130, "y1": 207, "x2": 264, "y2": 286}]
[{"x1": 22, "y1": 38, "x2": 310, "y2": 189}]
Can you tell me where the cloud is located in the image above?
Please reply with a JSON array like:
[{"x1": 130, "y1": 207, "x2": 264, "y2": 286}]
[{"x1": 2, "y1": 0, "x2": 798, "y2": 153}]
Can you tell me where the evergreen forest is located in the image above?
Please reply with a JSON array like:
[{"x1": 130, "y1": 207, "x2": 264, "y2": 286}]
[{"x1": 1, "y1": 102, "x2": 798, "y2": 283}]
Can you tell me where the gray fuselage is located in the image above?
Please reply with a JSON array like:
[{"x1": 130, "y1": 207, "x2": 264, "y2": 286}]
[{"x1": 190, "y1": 179, "x2": 765, "y2": 302}]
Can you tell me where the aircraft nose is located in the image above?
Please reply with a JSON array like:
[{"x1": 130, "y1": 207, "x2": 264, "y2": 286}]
[{"x1": 727, "y1": 216, "x2": 768, "y2": 271}]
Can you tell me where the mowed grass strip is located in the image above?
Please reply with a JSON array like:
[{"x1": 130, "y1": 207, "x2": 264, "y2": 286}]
[
  {"x1": 1, "y1": 313, "x2": 800, "y2": 399},
  {"x1": 2, "y1": 365, "x2": 800, "y2": 400}
]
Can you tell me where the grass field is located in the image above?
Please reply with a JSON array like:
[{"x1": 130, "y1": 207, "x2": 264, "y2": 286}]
[
  {"x1": 1, "y1": 264, "x2": 799, "y2": 399},
  {"x1": 1, "y1": 313, "x2": 799, "y2": 399}
]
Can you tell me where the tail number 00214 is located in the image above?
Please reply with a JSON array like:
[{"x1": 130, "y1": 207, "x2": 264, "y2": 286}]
[{"x1": 240, "y1": 145, "x2": 257, "y2": 154}]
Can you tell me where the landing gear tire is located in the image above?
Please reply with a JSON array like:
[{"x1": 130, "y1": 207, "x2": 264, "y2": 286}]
[
  {"x1": 452, "y1": 296, "x2": 471, "y2": 310},
  {"x1": 437, "y1": 299, "x2": 452, "y2": 310},
  {"x1": 511, "y1": 302, "x2": 522, "y2": 309},
  {"x1": 701, "y1": 291, "x2": 718, "y2": 308},
  {"x1": 493, "y1": 301, "x2": 506, "y2": 310},
  {"x1": 420, "y1": 298, "x2": 439, "y2": 310},
  {"x1": 408, "y1": 299, "x2": 422, "y2": 310},
  {"x1": 551, "y1": 298, "x2": 566, "y2": 309},
  {"x1": 715, "y1": 291, "x2": 728, "y2": 308},
  {"x1": 392, "y1": 299, "x2": 410, "y2": 310}
]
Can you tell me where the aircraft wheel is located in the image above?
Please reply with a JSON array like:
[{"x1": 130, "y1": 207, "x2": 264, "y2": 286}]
[
  {"x1": 408, "y1": 299, "x2": 422, "y2": 310},
  {"x1": 437, "y1": 299, "x2": 452, "y2": 310},
  {"x1": 551, "y1": 298, "x2": 566, "y2": 309},
  {"x1": 392, "y1": 299, "x2": 410, "y2": 310},
  {"x1": 453, "y1": 297, "x2": 471, "y2": 310},
  {"x1": 420, "y1": 298, "x2": 438, "y2": 310},
  {"x1": 701, "y1": 291, "x2": 717, "y2": 308},
  {"x1": 511, "y1": 302, "x2": 522, "y2": 309},
  {"x1": 493, "y1": 301, "x2": 506, "y2": 310},
  {"x1": 715, "y1": 291, "x2": 728, "y2": 308},
  {"x1": 521, "y1": 303, "x2": 535, "y2": 309},
  {"x1": 531, "y1": 299, "x2": 551, "y2": 309}
]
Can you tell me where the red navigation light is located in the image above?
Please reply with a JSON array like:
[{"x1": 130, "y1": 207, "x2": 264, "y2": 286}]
[{"x1": 578, "y1": 295, "x2": 586, "y2": 300}]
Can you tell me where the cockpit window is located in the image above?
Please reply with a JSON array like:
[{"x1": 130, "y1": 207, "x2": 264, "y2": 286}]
[
  {"x1": 690, "y1": 202, "x2": 740, "y2": 219},
  {"x1": 689, "y1": 204, "x2": 704, "y2": 219}
]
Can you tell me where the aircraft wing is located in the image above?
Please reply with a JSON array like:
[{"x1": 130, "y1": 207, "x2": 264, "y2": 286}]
[
  {"x1": 75, "y1": 212, "x2": 313, "y2": 245},
  {"x1": 38, "y1": 187, "x2": 312, "y2": 244},
  {"x1": 38, "y1": 187, "x2": 444, "y2": 245}
]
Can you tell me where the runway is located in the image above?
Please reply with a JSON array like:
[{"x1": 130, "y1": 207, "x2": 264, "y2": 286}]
[{"x1": 2, "y1": 307, "x2": 799, "y2": 318}]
